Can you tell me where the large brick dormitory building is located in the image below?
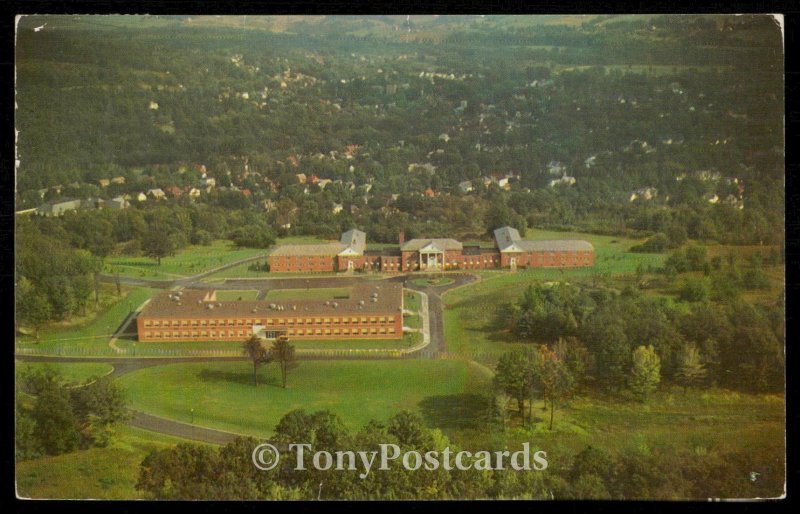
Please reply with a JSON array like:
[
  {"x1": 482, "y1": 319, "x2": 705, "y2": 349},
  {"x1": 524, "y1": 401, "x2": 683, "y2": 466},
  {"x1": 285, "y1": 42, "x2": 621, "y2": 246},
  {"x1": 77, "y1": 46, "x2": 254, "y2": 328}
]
[
  {"x1": 136, "y1": 282, "x2": 404, "y2": 342},
  {"x1": 268, "y1": 226, "x2": 594, "y2": 273}
]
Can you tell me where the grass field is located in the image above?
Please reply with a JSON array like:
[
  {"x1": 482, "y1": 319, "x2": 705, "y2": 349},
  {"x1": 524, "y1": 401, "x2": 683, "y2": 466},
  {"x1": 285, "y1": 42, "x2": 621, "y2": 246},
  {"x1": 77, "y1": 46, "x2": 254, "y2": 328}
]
[
  {"x1": 264, "y1": 287, "x2": 351, "y2": 301},
  {"x1": 116, "y1": 359, "x2": 492, "y2": 437},
  {"x1": 403, "y1": 290, "x2": 421, "y2": 312},
  {"x1": 214, "y1": 289, "x2": 260, "y2": 301},
  {"x1": 16, "y1": 425, "x2": 200, "y2": 500},
  {"x1": 442, "y1": 229, "x2": 667, "y2": 364},
  {"x1": 447, "y1": 386, "x2": 785, "y2": 498},
  {"x1": 106, "y1": 240, "x2": 265, "y2": 280},
  {"x1": 16, "y1": 361, "x2": 114, "y2": 385},
  {"x1": 404, "y1": 313, "x2": 421, "y2": 329},
  {"x1": 15, "y1": 287, "x2": 156, "y2": 355}
]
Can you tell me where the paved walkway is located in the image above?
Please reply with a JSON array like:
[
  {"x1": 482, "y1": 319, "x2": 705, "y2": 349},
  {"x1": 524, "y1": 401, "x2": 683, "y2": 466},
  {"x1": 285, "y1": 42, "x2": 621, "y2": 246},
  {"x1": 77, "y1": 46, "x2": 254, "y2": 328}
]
[{"x1": 130, "y1": 411, "x2": 248, "y2": 445}]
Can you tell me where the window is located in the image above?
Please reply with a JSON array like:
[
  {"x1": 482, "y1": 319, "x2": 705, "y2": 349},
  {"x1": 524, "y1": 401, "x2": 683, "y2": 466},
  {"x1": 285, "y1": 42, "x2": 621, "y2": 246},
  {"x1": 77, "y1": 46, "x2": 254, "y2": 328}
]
[
  {"x1": 153, "y1": 320, "x2": 161, "y2": 327},
  {"x1": 209, "y1": 320, "x2": 216, "y2": 327},
  {"x1": 361, "y1": 328, "x2": 368, "y2": 335},
  {"x1": 144, "y1": 320, "x2": 152, "y2": 327}
]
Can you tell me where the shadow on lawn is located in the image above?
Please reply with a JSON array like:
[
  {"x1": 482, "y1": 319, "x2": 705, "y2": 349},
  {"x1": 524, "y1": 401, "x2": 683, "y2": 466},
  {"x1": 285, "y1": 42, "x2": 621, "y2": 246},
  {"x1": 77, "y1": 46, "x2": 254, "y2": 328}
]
[
  {"x1": 198, "y1": 368, "x2": 280, "y2": 387},
  {"x1": 418, "y1": 393, "x2": 494, "y2": 430}
]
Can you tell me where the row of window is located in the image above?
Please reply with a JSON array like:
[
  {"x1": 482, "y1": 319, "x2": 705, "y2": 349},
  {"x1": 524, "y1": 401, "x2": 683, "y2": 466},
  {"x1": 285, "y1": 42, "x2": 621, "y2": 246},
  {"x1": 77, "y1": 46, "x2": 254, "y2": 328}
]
[
  {"x1": 287, "y1": 327, "x2": 396, "y2": 336},
  {"x1": 141, "y1": 330, "x2": 247, "y2": 339},
  {"x1": 140, "y1": 326, "x2": 398, "y2": 339},
  {"x1": 265, "y1": 316, "x2": 397, "y2": 326},
  {"x1": 143, "y1": 316, "x2": 399, "y2": 328}
]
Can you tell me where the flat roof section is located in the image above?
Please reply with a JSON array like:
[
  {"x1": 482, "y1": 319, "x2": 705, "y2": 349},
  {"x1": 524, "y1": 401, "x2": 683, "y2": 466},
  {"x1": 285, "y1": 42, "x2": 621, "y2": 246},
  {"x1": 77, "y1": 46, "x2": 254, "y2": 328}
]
[{"x1": 139, "y1": 282, "x2": 403, "y2": 319}]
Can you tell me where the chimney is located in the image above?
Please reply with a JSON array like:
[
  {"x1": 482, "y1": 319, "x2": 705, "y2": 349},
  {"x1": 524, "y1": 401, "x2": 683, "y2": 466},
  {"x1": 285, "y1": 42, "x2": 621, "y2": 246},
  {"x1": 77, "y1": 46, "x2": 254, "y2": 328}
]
[{"x1": 399, "y1": 231, "x2": 405, "y2": 246}]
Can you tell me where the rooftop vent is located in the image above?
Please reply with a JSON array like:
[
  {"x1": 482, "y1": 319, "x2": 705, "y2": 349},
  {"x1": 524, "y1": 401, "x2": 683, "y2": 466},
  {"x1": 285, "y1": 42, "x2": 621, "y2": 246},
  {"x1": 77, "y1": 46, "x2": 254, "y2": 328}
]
[
  {"x1": 177, "y1": 302, "x2": 182, "y2": 306},
  {"x1": 252, "y1": 308, "x2": 258, "y2": 313},
  {"x1": 207, "y1": 304, "x2": 214, "y2": 310},
  {"x1": 217, "y1": 303, "x2": 222, "y2": 307},
  {"x1": 269, "y1": 303, "x2": 277, "y2": 310},
  {"x1": 292, "y1": 305, "x2": 297, "y2": 311},
  {"x1": 359, "y1": 300, "x2": 365, "y2": 306},
  {"x1": 325, "y1": 301, "x2": 330, "y2": 306},
  {"x1": 371, "y1": 297, "x2": 378, "y2": 303},
  {"x1": 332, "y1": 302, "x2": 338, "y2": 308}
]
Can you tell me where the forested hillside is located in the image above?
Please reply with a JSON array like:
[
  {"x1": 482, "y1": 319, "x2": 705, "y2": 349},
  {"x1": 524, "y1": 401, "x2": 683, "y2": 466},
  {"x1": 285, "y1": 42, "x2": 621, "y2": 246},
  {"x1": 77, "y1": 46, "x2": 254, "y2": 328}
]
[{"x1": 15, "y1": 14, "x2": 782, "y2": 245}]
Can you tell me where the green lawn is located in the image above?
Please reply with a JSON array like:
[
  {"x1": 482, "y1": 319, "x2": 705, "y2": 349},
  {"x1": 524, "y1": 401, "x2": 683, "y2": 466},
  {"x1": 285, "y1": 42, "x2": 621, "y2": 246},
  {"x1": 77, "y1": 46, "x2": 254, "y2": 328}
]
[
  {"x1": 264, "y1": 287, "x2": 351, "y2": 301},
  {"x1": 105, "y1": 239, "x2": 266, "y2": 280},
  {"x1": 15, "y1": 287, "x2": 156, "y2": 356},
  {"x1": 16, "y1": 361, "x2": 114, "y2": 385},
  {"x1": 443, "y1": 230, "x2": 668, "y2": 364},
  {"x1": 16, "y1": 425, "x2": 202, "y2": 500},
  {"x1": 403, "y1": 290, "x2": 421, "y2": 312},
  {"x1": 214, "y1": 289, "x2": 260, "y2": 301},
  {"x1": 411, "y1": 277, "x2": 455, "y2": 287},
  {"x1": 404, "y1": 313, "x2": 421, "y2": 329},
  {"x1": 199, "y1": 261, "x2": 271, "y2": 280},
  {"x1": 116, "y1": 359, "x2": 492, "y2": 437}
]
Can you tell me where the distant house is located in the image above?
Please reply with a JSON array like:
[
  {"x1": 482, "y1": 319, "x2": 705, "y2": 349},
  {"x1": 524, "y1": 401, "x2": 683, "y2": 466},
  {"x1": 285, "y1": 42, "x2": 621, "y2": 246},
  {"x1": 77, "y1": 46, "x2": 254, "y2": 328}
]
[
  {"x1": 332, "y1": 203, "x2": 344, "y2": 214},
  {"x1": 111, "y1": 176, "x2": 126, "y2": 185},
  {"x1": 549, "y1": 175, "x2": 577, "y2": 188},
  {"x1": 295, "y1": 173, "x2": 307, "y2": 184},
  {"x1": 98, "y1": 178, "x2": 111, "y2": 188},
  {"x1": 147, "y1": 188, "x2": 166, "y2": 200},
  {"x1": 439, "y1": 133, "x2": 450, "y2": 142},
  {"x1": 408, "y1": 163, "x2": 437, "y2": 175},
  {"x1": 317, "y1": 179, "x2": 332, "y2": 190},
  {"x1": 424, "y1": 188, "x2": 436, "y2": 198},
  {"x1": 188, "y1": 187, "x2": 202, "y2": 199},
  {"x1": 240, "y1": 189, "x2": 252, "y2": 198},
  {"x1": 704, "y1": 193, "x2": 720, "y2": 204},
  {"x1": 629, "y1": 187, "x2": 658, "y2": 202},
  {"x1": 83, "y1": 197, "x2": 105, "y2": 210},
  {"x1": 547, "y1": 161, "x2": 566, "y2": 176},
  {"x1": 458, "y1": 180, "x2": 474, "y2": 194},
  {"x1": 262, "y1": 199, "x2": 276, "y2": 212},
  {"x1": 166, "y1": 186, "x2": 183, "y2": 198},
  {"x1": 136, "y1": 192, "x2": 148, "y2": 202},
  {"x1": 481, "y1": 176, "x2": 494, "y2": 188},
  {"x1": 722, "y1": 194, "x2": 744, "y2": 210},
  {"x1": 204, "y1": 177, "x2": 216, "y2": 187},
  {"x1": 35, "y1": 198, "x2": 82, "y2": 217},
  {"x1": 308, "y1": 175, "x2": 320, "y2": 186},
  {"x1": 107, "y1": 196, "x2": 130, "y2": 210}
]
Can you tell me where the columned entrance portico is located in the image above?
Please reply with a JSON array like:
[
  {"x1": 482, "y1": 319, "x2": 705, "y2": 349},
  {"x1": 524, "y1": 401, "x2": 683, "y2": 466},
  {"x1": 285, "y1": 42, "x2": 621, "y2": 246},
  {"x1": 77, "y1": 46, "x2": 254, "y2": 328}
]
[{"x1": 418, "y1": 242, "x2": 445, "y2": 270}]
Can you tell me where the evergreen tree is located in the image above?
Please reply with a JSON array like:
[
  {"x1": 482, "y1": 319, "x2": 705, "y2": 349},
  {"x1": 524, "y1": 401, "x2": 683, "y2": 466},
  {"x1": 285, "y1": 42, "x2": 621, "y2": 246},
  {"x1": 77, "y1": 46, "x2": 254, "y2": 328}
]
[{"x1": 629, "y1": 345, "x2": 661, "y2": 400}]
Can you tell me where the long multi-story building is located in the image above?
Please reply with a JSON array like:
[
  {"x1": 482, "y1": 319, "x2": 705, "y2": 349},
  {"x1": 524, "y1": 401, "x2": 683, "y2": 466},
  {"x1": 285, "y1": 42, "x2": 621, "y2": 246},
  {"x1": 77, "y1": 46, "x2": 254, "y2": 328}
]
[
  {"x1": 268, "y1": 226, "x2": 594, "y2": 273},
  {"x1": 136, "y1": 282, "x2": 404, "y2": 342}
]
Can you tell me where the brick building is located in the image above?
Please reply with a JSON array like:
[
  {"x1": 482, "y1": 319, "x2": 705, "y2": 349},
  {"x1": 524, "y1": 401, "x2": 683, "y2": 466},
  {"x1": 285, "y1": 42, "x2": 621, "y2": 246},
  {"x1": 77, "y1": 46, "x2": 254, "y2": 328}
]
[
  {"x1": 268, "y1": 227, "x2": 593, "y2": 273},
  {"x1": 136, "y1": 282, "x2": 403, "y2": 342},
  {"x1": 493, "y1": 226, "x2": 594, "y2": 269}
]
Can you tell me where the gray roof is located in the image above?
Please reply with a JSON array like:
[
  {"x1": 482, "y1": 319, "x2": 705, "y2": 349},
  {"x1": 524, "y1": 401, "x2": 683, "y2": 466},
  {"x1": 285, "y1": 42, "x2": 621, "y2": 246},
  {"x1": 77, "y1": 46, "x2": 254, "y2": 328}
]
[
  {"x1": 140, "y1": 282, "x2": 403, "y2": 318},
  {"x1": 269, "y1": 242, "x2": 346, "y2": 257},
  {"x1": 493, "y1": 226, "x2": 522, "y2": 251},
  {"x1": 340, "y1": 229, "x2": 366, "y2": 254},
  {"x1": 401, "y1": 238, "x2": 463, "y2": 252},
  {"x1": 509, "y1": 240, "x2": 594, "y2": 253}
]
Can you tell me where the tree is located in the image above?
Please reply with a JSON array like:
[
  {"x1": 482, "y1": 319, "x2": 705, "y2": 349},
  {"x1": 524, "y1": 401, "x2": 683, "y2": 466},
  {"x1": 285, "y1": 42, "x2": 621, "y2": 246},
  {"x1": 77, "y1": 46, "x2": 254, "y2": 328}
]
[
  {"x1": 493, "y1": 350, "x2": 539, "y2": 426},
  {"x1": 674, "y1": 343, "x2": 707, "y2": 392},
  {"x1": 16, "y1": 277, "x2": 51, "y2": 341},
  {"x1": 142, "y1": 226, "x2": 175, "y2": 265},
  {"x1": 30, "y1": 379, "x2": 81, "y2": 455},
  {"x1": 538, "y1": 346, "x2": 575, "y2": 430},
  {"x1": 243, "y1": 335, "x2": 271, "y2": 386},
  {"x1": 629, "y1": 345, "x2": 661, "y2": 400},
  {"x1": 271, "y1": 336, "x2": 298, "y2": 389}
]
